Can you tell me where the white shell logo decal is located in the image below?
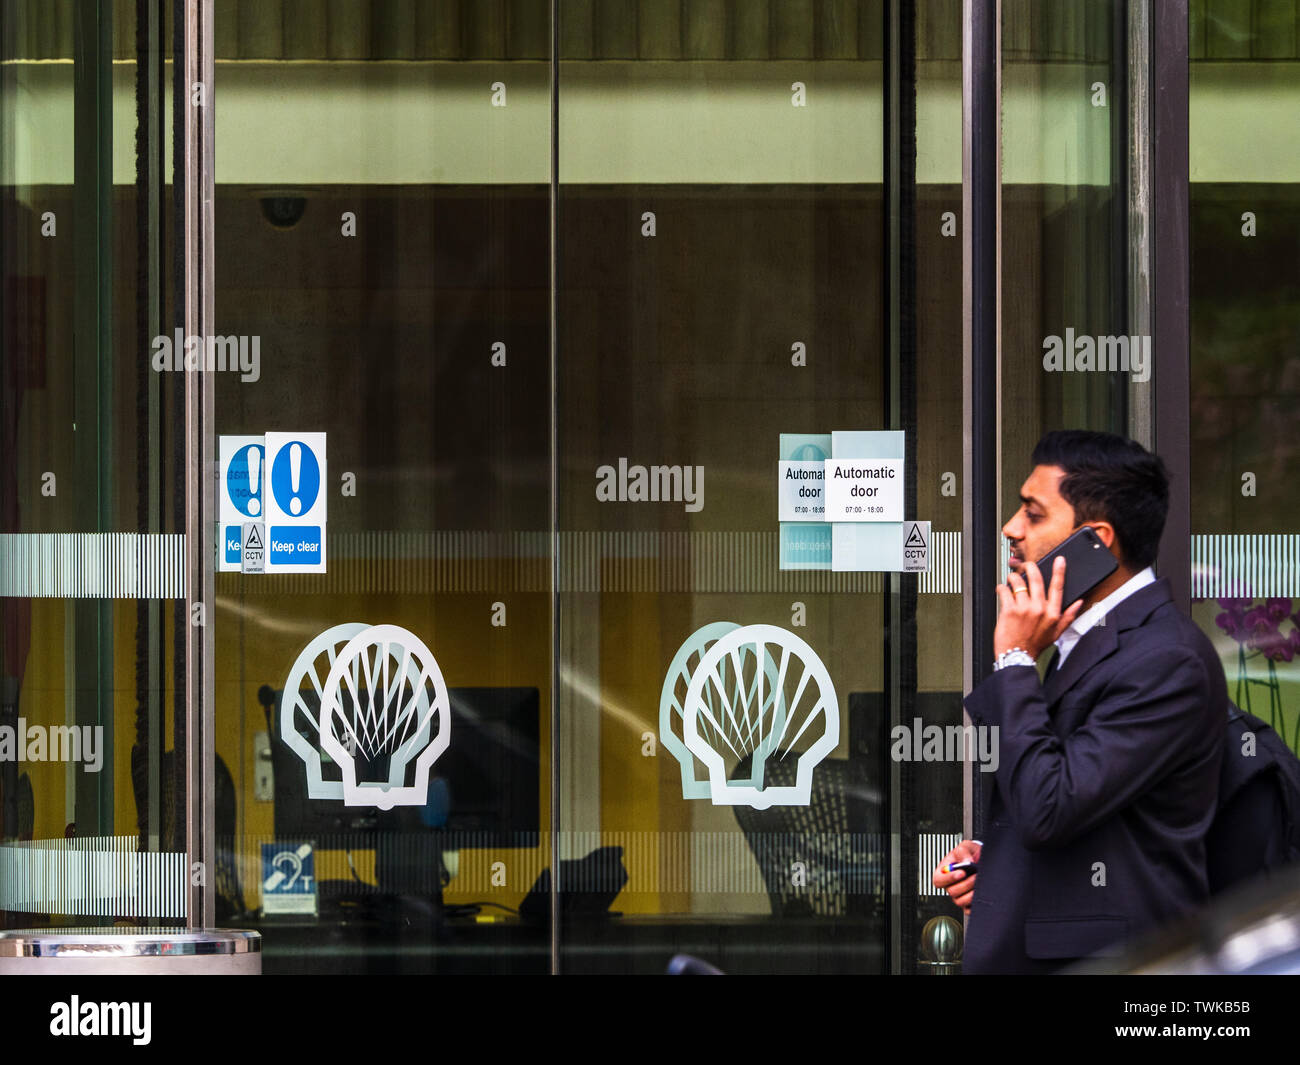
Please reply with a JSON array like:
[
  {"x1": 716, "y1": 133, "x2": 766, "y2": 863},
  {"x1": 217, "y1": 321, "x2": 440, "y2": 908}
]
[
  {"x1": 661, "y1": 623, "x2": 839, "y2": 809},
  {"x1": 282, "y1": 623, "x2": 449, "y2": 809}
]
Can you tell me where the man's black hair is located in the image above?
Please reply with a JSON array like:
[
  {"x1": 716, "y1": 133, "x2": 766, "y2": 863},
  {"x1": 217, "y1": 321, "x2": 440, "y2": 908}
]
[{"x1": 1030, "y1": 430, "x2": 1170, "y2": 571}]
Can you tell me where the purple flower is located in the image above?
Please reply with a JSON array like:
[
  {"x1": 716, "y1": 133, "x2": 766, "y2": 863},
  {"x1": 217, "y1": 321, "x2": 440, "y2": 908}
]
[
  {"x1": 1216, "y1": 611, "x2": 1239, "y2": 638},
  {"x1": 1261, "y1": 630, "x2": 1293, "y2": 662},
  {"x1": 1244, "y1": 607, "x2": 1275, "y2": 636},
  {"x1": 1265, "y1": 598, "x2": 1292, "y2": 622}
]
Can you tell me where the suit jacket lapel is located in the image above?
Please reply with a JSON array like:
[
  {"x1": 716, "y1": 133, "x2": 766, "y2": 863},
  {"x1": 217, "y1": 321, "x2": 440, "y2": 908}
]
[
  {"x1": 1040, "y1": 576, "x2": 1175, "y2": 704},
  {"x1": 1043, "y1": 622, "x2": 1118, "y2": 703}
]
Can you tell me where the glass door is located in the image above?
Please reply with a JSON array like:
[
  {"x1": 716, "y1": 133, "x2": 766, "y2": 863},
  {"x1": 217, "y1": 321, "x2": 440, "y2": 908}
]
[
  {"x1": 555, "y1": 0, "x2": 965, "y2": 974},
  {"x1": 1188, "y1": 2, "x2": 1300, "y2": 771},
  {"x1": 1, "y1": 0, "x2": 184, "y2": 927},
  {"x1": 208, "y1": 0, "x2": 553, "y2": 972}
]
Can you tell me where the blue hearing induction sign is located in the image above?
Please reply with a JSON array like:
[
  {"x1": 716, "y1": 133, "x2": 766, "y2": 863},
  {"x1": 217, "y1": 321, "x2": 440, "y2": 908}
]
[{"x1": 261, "y1": 842, "x2": 318, "y2": 916}]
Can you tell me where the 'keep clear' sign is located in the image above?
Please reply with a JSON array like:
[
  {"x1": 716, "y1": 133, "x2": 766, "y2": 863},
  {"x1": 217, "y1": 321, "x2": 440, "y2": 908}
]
[{"x1": 264, "y1": 432, "x2": 327, "y2": 573}]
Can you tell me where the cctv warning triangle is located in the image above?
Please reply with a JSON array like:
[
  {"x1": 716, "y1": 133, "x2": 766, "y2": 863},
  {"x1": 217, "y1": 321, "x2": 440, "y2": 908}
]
[
  {"x1": 904, "y1": 524, "x2": 926, "y2": 549},
  {"x1": 244, "y1": 525, "x2": 264, "y2": 550}
]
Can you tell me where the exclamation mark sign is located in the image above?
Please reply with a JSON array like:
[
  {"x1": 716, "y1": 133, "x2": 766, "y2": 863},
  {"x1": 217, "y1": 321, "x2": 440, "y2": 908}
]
[
  {"x1": 289, "y1": 442, "x2": 303, "y2": 515},
  {"x1": 248, "y1": 447, "x2": 261, "y2": 516}
]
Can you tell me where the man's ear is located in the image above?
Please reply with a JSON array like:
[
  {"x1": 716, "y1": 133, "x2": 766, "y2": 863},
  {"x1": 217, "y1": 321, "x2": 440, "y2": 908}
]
[{"x1": 1088, "y1": 522, "x2": 1120, "y2": 556}]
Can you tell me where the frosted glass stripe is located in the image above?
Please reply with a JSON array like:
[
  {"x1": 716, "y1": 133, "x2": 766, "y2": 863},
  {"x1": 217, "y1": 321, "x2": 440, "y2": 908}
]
[
  {"x1": 918, "y1": 531, "x2": 963, "y2": 594},
  {"x1": 0, "y1": 836, "x2": 187, "y2": 919},
  {"x1": 920, "y1": 832, "x2": 963, "y2": 896},
  {"x1": 0, "y1": 533, "x2": 186, "y2": 599},
  {"x1": 10, "y1": 531, "x2": 1284, "y2": 599},
  {"x1": 1191, "y1": 533, "x2": 1300, "y2": 598},
  {"x1": 225, "y1": 531, "x2": 974, "y2": 594}
]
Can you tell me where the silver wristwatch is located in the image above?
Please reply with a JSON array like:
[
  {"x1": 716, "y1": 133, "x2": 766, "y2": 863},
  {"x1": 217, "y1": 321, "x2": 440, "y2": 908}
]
[{"x1": 994, "y1": 647, "x2": 1035, "y2": 671}]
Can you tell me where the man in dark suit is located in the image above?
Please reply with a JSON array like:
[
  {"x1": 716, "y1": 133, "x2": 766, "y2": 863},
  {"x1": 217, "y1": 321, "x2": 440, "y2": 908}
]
[{"x1": 934, "y1": 431, "x2": 1226, "y2": 973}]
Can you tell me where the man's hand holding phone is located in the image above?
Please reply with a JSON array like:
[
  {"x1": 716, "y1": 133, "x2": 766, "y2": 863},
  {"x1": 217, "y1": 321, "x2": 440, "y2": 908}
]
[
  {"x1": 933, "y1": 839, "x2": 982, "y2": 916},
  {"x1": 992, "y1": 555, "x2": 1083, "y2": 660}
]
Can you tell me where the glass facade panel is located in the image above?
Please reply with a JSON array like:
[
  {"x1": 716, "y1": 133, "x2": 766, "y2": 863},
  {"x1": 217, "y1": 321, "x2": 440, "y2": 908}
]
[
  {"x1": 1, "y1": 0, "x2": 185, "y2": 925},
  {"x1": 1001, "y1": 0, "x2": 1131, "y2": 483},
  {"x1": 1189, "y1": 12, "x2": 1300, "y2": 753},
  {"x1": 5, "y1": 0, "x2": 1283, "y2": 980},
  {"x1": 557, "y1": 49, "x2": 890, "y2": 969},
  {"x1": 210, "y1": 3, "x2": 553, "y2": 972},
  {"x1": 555, "y1": 0, "x2": 965, "y2": 974}
]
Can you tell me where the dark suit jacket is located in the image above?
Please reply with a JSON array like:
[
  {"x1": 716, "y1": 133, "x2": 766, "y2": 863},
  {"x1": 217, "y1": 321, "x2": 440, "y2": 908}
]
[{"x1": 962, "y1": 577, "x2": 1225, "y2": 974}]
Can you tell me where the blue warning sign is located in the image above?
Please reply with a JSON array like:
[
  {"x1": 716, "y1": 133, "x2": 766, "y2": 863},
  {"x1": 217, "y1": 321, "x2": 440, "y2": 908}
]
[
  {"x1": 270, "y1": 439, "x2": 321, "y2": 519},
  {"x1": 226, "y1": 443, "x2": 265, "y2": 518},
  {"x1": 264, "y1": 432, "x2": 327, "y2": 573}
]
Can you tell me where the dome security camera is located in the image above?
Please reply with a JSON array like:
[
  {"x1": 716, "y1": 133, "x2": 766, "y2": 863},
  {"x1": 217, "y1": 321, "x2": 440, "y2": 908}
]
[{"x1": 259, "y1": 194, "x2": 308, "y2": 229}]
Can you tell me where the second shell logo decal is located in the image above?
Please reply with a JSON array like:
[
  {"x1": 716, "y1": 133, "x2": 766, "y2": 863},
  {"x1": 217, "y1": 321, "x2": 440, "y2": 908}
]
[{"x1": 660, "y1": 623, "x2": 839, "y2": 809}]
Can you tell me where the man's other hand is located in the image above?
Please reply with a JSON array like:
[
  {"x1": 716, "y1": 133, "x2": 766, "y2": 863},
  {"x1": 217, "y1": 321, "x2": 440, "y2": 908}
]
[{"x1": 933, "y1": 839, "x2": 982, "y2": 916}]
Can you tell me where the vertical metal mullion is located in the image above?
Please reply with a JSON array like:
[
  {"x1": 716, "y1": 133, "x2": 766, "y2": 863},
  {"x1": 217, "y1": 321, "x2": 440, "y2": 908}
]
[
  {"x1": 884, "y1": 0, "x2": 918, "y2": 978},
  {"x1": 1127, "y1": 0, "x2": 1153, "y2": 449},
  {"x1": 148, "y1": 0, "x2": 165, "y2": 858},
  {"x1": 1108, "y1": 0, "x2": 1130, "y2": 436},
  {"x1": 0, "y1": 3, "x2": 9, "y2": 846},
  {"x1": 548, "y1": 0, "x2": 561, "y2": 975},
  {"x1": 134, "y1": 0, "x2": 166, "y2": 863},
  {"x1": 962, "y1": 0, "x2": 1000, "y2": 845},
  {"x1": 182, "y1": 0, "x2": 215, "y2": 929},
  {"x1": 73, "y1": 0, "x2": 114, "y2": 846},
  {"x1": 1151, "y1": 0, "x2": 1191, "y2": 613}
]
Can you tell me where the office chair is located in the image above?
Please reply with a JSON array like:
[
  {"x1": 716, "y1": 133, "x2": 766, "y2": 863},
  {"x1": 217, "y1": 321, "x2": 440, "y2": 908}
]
[{"x1": 732, "y1": 756, "x2": 883, "y2": 918}]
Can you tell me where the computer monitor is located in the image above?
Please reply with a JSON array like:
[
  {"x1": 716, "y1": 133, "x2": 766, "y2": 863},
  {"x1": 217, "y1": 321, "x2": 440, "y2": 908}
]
[
  {"x1": 269, "y1": 685, "x2": 541, "y2": 849},
  {"x1": 435, "y1": 687, "x2": 541, "y2": 847}
]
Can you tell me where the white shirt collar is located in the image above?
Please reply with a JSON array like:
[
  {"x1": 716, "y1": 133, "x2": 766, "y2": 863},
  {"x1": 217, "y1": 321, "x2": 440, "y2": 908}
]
[{"x1": 1054, "y1": 566, "x2": 1156, "y2": 665}]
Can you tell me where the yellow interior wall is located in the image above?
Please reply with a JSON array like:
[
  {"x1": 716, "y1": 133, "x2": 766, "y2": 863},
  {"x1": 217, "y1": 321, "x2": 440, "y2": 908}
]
[
  {"x1": 597, "y1": 589, "x2": 691, "y2": 914},
  {"x1": 6, "y1": 598, "x2": 161, "y2": 846},
  {"x1": 213, "y1": 568, "x2": 551, "y2": 911},
  {"x1": 14, "y1": 599, "x2": 66, "y2": 840}
]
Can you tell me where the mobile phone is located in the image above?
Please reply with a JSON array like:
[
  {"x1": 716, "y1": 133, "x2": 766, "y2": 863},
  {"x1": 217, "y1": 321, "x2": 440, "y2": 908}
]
[
  {"x1": 1028, "y1": 525, "x2": 1118, "y2": 608},
  {"x1": 946, "y1": 861, "x2": 978, "y2": 877}
]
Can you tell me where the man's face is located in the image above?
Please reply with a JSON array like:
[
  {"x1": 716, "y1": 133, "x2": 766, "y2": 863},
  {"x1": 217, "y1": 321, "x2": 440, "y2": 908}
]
[{"x1": 1002, "y1": 464, "x2": 1077, "y2": 574}]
